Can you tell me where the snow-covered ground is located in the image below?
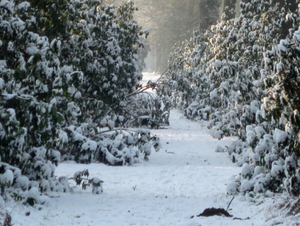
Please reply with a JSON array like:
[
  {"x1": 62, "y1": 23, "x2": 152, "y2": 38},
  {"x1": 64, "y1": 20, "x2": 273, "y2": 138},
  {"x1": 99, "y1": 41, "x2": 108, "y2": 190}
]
[
  {"x1": 6, "y1": 73, "x2": 299, "y2": 225},
  {"x1": 5, "y1": 110, "x2": 287, "y2": 226}
]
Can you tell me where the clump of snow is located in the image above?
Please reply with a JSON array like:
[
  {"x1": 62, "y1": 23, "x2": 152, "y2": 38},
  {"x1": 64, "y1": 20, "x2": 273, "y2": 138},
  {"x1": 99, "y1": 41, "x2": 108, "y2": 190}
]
[
  {"x1": 89, "y1": 177, "x2": 104, "y2": 194},
  {"x1": 255, "y1": 126, "x2": 266, "y2": 139},
  {"x1": 28, "y1": 187, "x2": 40, "y2": 200},
  {"x1": 82, "y1": 139, "x2": 97, "y2": 152},
  {"x1": 107, "y1": 120, "x2": 115, "y2": 130},
  {"x1": 67, "y1": 102, "x2": 81, "y2": 118},
  {"x1": 271, "y1": 161, "x2": 284, "y2": 178},
  {"x1": 253, "y1": 166, "x2": 263, "y2": 176},
  {"x1": 0, "y1": 60, "x2": 6, "y2": 72},
  {"x1": 0, "y1": 169, "x2": 14, "y2": 185},
  {"x1": 253, "y1": 177, "x2": 267, "y2": 193},
  {"x1": 59, "y1": 130, "x2": 68, "y2": 143},
  {"x1": 241, "y1": 179, "x2": 253, "y2": 194},
  {"x1": 250, "y1": 100, "x2": 260, "y2": 114},
  {"x1": 0, "y1": 0, "x2": 14, "y2": 14},
  {"x1": 273, "y1": 128, "x2": 288, "y2": 145},
  {"x1": 210, "y1": 89, "x2": 219, "y2": 99},
  {"x1": 227, "y1": 180, "x2": 239, "y2": 195},
  {"x1": 246, "y1": 126, "x2": 256, "y2": 145},
  {"x1": 210, "y1": 130, "x2": 223, "y2": 140},
  {"x1": 15, "y1": 176, "x2": 29, "y2": 191},
  {"x1": 40, "y1": 179, "x2": 50, "y2": 192},
  {"x1": 17, "y1": 1, "x2": 30, "y2": 10},
  {"x1": 142, "y1": 143, "x2": 151, "y2": 156},
  {"x1": 241, "y1": 163, "x2": 252, "y2": 179},
  {"x1": 26, "y1": 45, "x2": 39, "y2": 55}
]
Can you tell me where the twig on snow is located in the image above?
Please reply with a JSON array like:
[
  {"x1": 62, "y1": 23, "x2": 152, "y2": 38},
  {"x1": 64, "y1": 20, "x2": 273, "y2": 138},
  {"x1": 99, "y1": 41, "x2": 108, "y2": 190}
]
[{"x1": 226, "y1": 196, "x2": 235, "y2": 211}]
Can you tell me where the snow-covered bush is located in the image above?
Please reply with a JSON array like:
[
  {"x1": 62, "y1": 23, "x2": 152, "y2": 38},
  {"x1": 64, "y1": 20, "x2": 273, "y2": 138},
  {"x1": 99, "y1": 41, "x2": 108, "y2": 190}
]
[
  {"x1": 225, "y1": 3, "x2": 300, "y2": 198},
  {"x1": 125, "y1": 79, "x2": 170, "y2": 128},
  {"x1": 159, "y1": 0, "x2": 300, "y2": 197},
  {"x1": 159, "y1": 0, "x2": 298, "y2": 137},
  {"x1": 63, "y1": 125, "x2": 160, "y2": 165},
  {"x1": 0, "y1": 0, "x2": 161, "y2": 206}
]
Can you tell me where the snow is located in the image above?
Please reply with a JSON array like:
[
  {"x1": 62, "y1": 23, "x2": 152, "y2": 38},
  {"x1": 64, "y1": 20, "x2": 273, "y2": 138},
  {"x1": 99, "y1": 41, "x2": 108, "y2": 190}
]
[
  {"x1": 74, "y1": 91, "x2": 82, "y2": 99},
  {"x1": 11, "y1": 18, "x2": 25, "y2": 32},
  {"x1": 0, "y1": 196, "x2": 5, "y2": 208},
  {"x1": 7, "y1": 109, "x2": 293, "y2": 226},
  {"x1": 17, "y1": 1, "x2": 30, "y2": 10},
  {"x1": 82, "y1": 139, "x2": 97, "y2": 151},
  {"x1": 240, "y1": 179, "x2": 253, "y2": 194},
  {"x1": 271, "y1": 161, "x2": 284, "y2": 178},
  {"x1": 28, "y1": 187, "x2": 40, "y2": 200},
  {"x1": 210, "y1": 89, "x2": 219, "y2": 99},
  {"x1": 226, "y1": 180, "x2": 239, "y2": 195},
  {"x1": 255, "y1": 126, "x2": 266, "y2": 139},
  {"x1": 214, "y1": 59, "x2": 222, "y2": 69},
  {"x1": 59, "y1": 130, "x2": 68, "y2": 143},
  {"x1": 273, "y1": 129, "x2": 288, "y2": 145},
  {"x1": 277, "y1": 40, "x2": 288, "y2": 53},
  {"x1": 107, "y1": 120, "x2": 115, "y2": 130},
  {"x1": 246, "y1": 129, "x2": 256, "y2": 145},
  {"x1": 6, "y1": 108, "x2": 17, "y2": 122},
  {"x1": 0, "y1": 78, "x2": 4, "y2": 90},
  {"x1": 0, "y1": 169, "x2": 13, "y2": 185},
  {"x1": 14, "y1": 176, "x2": 29, "y2": 191},
  {"x1": 241, "y1": 163, "x2": 252, "y2": 179},
  {"x1": 26, "y1": 45, "x2": 39, "y2": 55},
  {"x1": 0, "y1": 0, "x2": 14, "y2": 14}
]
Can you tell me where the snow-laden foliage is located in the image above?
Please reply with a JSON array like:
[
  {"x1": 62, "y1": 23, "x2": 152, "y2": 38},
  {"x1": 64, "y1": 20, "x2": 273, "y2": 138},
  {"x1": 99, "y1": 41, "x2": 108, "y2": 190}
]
[
  {"x1": 125, "y1": 79, "x2": 170, "y2": 128},
  {"x1": 159, "y1": 0, "x2": 300, "y2": 197},
  {"x1": 0, "y1": 0, "x2": 161, "y2": 205},
  {"x1": 160, "y1": 0, "x2": 295, "y2": 136}
]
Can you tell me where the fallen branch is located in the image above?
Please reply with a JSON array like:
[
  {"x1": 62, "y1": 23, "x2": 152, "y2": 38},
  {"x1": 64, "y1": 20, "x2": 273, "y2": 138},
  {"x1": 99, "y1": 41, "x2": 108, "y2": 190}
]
[
  {"x1": 126, "y1": 67, "x2": 170, "y2": 98},
  {"x1": 233, "y1": 217, "x2": 250, "y2": 220},
  {"x1": 226, "y1": 196, "x2": 235, "y2": 211}
]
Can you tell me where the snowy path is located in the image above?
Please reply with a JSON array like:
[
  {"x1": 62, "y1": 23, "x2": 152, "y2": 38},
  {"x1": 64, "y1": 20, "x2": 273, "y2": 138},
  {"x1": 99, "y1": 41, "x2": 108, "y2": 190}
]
[{"x1": 10, "y1": 110, "x2": 272, "y2": 226}]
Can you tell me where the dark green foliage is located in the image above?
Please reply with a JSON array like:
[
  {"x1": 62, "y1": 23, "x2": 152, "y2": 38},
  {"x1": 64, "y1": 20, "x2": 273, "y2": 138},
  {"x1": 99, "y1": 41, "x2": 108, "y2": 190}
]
[{"x1": 25, "y1": 197, "x2": 36, "y2": 206}]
